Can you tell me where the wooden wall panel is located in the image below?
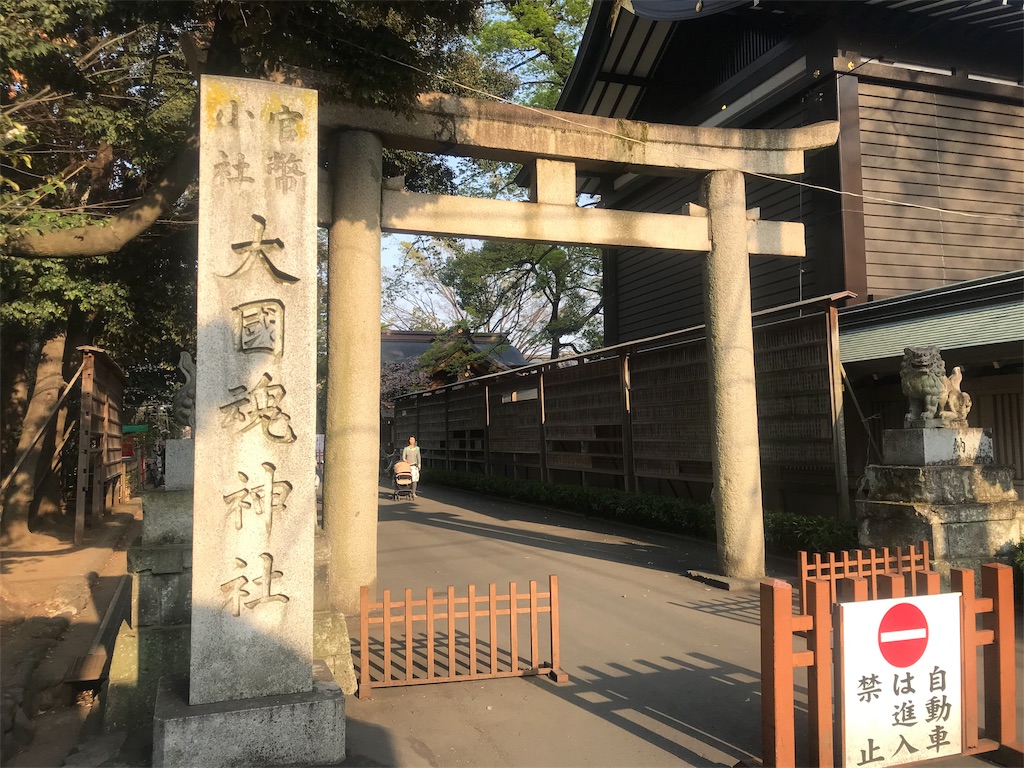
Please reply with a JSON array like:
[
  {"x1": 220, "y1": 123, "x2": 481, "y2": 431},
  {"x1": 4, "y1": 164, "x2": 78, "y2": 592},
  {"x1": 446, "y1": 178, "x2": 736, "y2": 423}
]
[
  {"x1": 544, "y1": 359, "x2": 624, "y2": 476},
  {"x1": 415, "y1": 394, "x2": 446, "y2": 468},
  {"x1": 488, "y1": 377, "x2": 541, "y2": 463},
  {"x1": 858, "y1": 81, "x2": 1024, "y2": 299},
  {"x1": 445, "y1": 387, "x2": 486, "y2": 473},
  {"x1": 394, "y1": 401, "x2": 417, "y2": 452}
]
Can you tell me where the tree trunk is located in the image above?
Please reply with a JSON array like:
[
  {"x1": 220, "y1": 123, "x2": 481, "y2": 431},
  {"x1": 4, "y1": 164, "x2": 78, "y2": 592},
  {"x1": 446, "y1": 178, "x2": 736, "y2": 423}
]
[
  {"x1": 548, "y1": 288, "x2": 562, "y2": 359},
  {"x1": 1, "y1": 332, "x2": 67, "y2": 545},
  {"x1": 31, "y1": 398, "x2": 68, "y2": 526},
  {"x1": 31, "y1": 313, "x2": 95, "y2": 527},
  {"x1": 1, "y1": 328, "x2": 30, "y2": 469}
]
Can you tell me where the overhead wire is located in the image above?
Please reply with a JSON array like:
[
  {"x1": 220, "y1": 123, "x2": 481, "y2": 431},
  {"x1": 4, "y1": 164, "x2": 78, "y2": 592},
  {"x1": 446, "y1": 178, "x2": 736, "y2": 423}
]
[{"x1": 298, "y1": 19, "x2": 1024, "y2": 226}]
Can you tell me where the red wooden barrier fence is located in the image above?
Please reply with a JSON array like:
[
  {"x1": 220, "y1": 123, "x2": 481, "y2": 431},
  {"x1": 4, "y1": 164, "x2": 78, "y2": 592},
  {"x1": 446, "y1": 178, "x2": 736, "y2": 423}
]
[
  {"x1": 762, "y1": 563, "x2": 1020, "y2": 767},
  {"x1": 358, "y1": 575, "x2": 567, "y2": 699},
  {"x1": 797, "y1": 542, "x2": 931, "y2": 614}
]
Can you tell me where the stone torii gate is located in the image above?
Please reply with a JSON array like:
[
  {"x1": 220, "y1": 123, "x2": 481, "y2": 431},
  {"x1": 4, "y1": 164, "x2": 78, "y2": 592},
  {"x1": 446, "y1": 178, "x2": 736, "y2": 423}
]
[{"x1": 319, "y1": 93, "x2": 838, "y2": 615}]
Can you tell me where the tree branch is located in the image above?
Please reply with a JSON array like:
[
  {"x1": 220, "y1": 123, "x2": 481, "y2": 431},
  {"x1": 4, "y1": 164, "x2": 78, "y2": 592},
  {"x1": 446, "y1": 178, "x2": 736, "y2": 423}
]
[
  {"x1": 5, "y1": 129, "x2": 199, "y2": 258},
  {"x1": 3, "y1": 15, "x2": 245, "y2": 260}
]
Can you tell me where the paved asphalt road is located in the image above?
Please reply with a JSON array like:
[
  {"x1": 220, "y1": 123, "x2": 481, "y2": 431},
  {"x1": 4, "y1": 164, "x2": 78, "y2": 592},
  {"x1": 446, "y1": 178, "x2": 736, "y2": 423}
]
[
  {"x1": 342, "y1": 482, "x2": 1023, "y2": 768},
  {"x1": 343, "y1": 483, "x2": 796, "y2": 768}
]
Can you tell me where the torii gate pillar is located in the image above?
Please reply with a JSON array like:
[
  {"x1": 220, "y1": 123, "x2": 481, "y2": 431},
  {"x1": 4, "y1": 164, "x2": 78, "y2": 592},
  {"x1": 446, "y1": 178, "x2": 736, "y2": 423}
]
[
  {"x1": 325, "y1": 130, "x2": 383, "y2": 616},
  {"x1": 702, "y1": 170, "x2": 765, "y2": 580}
]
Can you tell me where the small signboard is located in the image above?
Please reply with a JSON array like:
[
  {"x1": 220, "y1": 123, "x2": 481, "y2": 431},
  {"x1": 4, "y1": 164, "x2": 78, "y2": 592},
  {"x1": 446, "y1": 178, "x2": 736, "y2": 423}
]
[{"x1": 838, "y1": 593, "x2": 962, "y2": 767}]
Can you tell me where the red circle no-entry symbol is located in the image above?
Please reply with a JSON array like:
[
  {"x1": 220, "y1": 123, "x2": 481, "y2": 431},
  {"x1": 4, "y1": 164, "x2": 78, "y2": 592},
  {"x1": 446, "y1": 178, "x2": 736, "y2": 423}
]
[{"x1": 878, "y1": 602, "x2": 929, "y2": 668}]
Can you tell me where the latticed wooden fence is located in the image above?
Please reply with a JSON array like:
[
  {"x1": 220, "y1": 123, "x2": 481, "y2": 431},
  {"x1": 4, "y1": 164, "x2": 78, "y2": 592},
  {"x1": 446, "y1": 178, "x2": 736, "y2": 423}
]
[
  {"x1": 797, "y1": 541, "x2": 931, "y2": 613},
  {"x1": 762, "y1": 563, "x2": 1019, "y2": 767},
  {"x1": 394, "y1": 295, "x2": 851, "y2": 517},
  {"x1": 357, "y1": 575, "x2": 568, "y2": 699}
]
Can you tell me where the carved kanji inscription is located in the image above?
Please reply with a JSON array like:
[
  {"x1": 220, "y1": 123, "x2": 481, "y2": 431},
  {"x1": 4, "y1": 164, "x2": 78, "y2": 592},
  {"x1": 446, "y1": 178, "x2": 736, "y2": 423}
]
[
  {"x1": 269, "y1": 105, "x2": 303, "y2": 142},
  {"x1": 219, "y1": 372, "x2": 297, "y2": 443},
  {"x1": 234, "y1": 299, "x2": 284, "y2": 355},
  {"x1": 222, "y1": 462, "x2": 292, "y2": 535},
  {"x1": 220, "y1": 214, "x2": 299, "y2": 283},
  {"x1": 219, "y1": 553, "x2": 290, "y2": 616}
]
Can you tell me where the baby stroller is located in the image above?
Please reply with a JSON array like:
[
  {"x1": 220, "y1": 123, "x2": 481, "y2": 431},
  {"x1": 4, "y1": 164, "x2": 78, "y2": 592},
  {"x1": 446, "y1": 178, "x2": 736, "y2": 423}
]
[{"x1": 392, "y1": 460, "x2": 414, "y2": 501}]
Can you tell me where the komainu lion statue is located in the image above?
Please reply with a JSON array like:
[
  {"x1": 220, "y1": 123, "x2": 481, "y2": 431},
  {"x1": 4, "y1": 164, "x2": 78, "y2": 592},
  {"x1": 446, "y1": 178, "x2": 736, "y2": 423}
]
[{"x1": 900, "y1": 345, "x2": 971, "y2": 427}]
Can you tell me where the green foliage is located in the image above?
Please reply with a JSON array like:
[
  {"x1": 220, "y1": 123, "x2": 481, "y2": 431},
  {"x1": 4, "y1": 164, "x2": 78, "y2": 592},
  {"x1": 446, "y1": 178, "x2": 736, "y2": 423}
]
[
  {"x1": 423, "y1": 468, "x2": 859, "y2": 557},
  {"x1": 417, "y1": 322, "x2": 502, "y2": 382},
  {"x1": 0, "y1": 256, "x2": 129, "y2": 327},
  {"x1": 439, "y1": 239, "x2": 602, "y2": 357},
  {"x1": 1012, "y1": 537, "x2": 1024, "y2": 572},
  {"x1": 381, "y1": 2, "x2": 600, "y2": 358},
  {"x1": 0, "y1": 0, "x2": 108, "y2": 66},
  {"x1": 2, "y1": 0, "x2": 494, "y2": 250},
  {"x1": 762, "y1": 510, "x2": 860, "y2": 556},
  {"x1": 475, "y1": 0, "x2": 591, "y2": 107},
  {"x1": 383, "y1": 237, "x2": 602, "y2": 359},
  {"x1": 1, "y1": 0, "x2": 501, "y2": 432},
  {"x1": 0, "y1": 224, "x2": 197, "y2": 392}
]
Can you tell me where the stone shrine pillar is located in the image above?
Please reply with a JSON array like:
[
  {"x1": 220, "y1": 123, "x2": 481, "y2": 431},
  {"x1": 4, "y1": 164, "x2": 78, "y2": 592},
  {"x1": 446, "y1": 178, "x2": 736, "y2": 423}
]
[
  {"x1": 153, "y1": 75, "x2": 344, "y2": 768},
  {"x1": 858, "y1": 346, "x2": 1024, "y2": 582},
  {"x1": 325, "y1": 131, "x2": 383, "y2": 617},
  {"x1": 701, "y1": 170, "x2": 766, "y2": 580}
]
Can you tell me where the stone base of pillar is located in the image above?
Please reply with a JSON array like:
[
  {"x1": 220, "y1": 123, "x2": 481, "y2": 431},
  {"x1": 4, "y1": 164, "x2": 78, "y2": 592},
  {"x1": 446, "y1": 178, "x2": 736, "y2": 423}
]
[
  {"x1": 105, "y1": 624, "x2": 190, "y2": 731},
  {"x1": 881, "y1": 427, "x2": 993, "y2": 467},
  {"x1": 152, "y1": 661, "x2": 345, "y2": 767},
  {"x1": 313, "y1": 611, "x2": 357, "y2": 696},
  {"x1": 684, "y1": 569, "x2": 763, "y2": 592},
  {"x1": 863, "y1": 463, "x2": 1018, "y2": 506}
]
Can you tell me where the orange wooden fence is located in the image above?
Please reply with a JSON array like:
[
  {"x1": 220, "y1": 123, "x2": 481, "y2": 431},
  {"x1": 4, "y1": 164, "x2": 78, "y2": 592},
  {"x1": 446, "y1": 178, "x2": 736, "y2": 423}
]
[
  {"x1": 797, "y1": 541, "x2": 931, "y2": 614},
  {"x1": 763, "y1": 563, "x2": 1019, "y2": 767},
  {"x1": 358, "y1": 575, "x2": 568, "y2": 699}
]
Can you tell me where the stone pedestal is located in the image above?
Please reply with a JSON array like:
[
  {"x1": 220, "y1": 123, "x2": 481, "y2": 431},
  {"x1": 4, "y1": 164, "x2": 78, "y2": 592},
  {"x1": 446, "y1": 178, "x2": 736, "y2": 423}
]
[
  {"x1": 881, "y1": 427, "x2": 993, "y2": 467},
  {"x1": 163, "y1": 440, "x2": 194, "y2": 491},
  {"x1": 858, "y1": 428, "x2": 1024, "y2": 581},
  {"x1": 106, "y1": 491, "x2": 193, "y2": 730},
  {"x1": 107, "y1": 497, "x2": 358, "y2": 730},
  {"x1": 153, "y1": 661, "x2": 344, "y2": 768}
]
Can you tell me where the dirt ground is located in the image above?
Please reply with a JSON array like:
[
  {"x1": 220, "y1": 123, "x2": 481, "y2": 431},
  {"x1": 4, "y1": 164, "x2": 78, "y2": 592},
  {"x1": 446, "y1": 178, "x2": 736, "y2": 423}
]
[{"x1": 1, "y1": 501, "x2": 141, "y2": 767}]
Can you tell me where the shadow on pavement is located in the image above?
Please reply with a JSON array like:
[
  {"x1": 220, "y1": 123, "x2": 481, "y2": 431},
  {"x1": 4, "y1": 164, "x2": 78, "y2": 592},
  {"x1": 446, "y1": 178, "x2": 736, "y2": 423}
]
[
  {"x1": 670, "y1": 594, "x2": 763, "y2": 627},
  {"x1": 339, "y1": 719, "x2": 397, "y2": 767},
  {"x1": 525, "y1": 649, "x2": 809, "y2": 767}
]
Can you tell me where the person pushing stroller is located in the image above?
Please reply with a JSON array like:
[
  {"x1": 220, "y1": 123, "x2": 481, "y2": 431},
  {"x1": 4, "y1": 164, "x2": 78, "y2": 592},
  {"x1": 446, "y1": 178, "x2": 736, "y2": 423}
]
[{"x1": 402, "y1": 436, "x2": 421, "y2": 499}]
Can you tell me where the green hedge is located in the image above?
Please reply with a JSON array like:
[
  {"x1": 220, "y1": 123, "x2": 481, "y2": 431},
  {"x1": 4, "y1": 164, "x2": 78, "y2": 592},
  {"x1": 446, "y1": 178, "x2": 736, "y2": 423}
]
[{"x1": 423, "y1": 468, "x2": 858, "y2": 557}]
